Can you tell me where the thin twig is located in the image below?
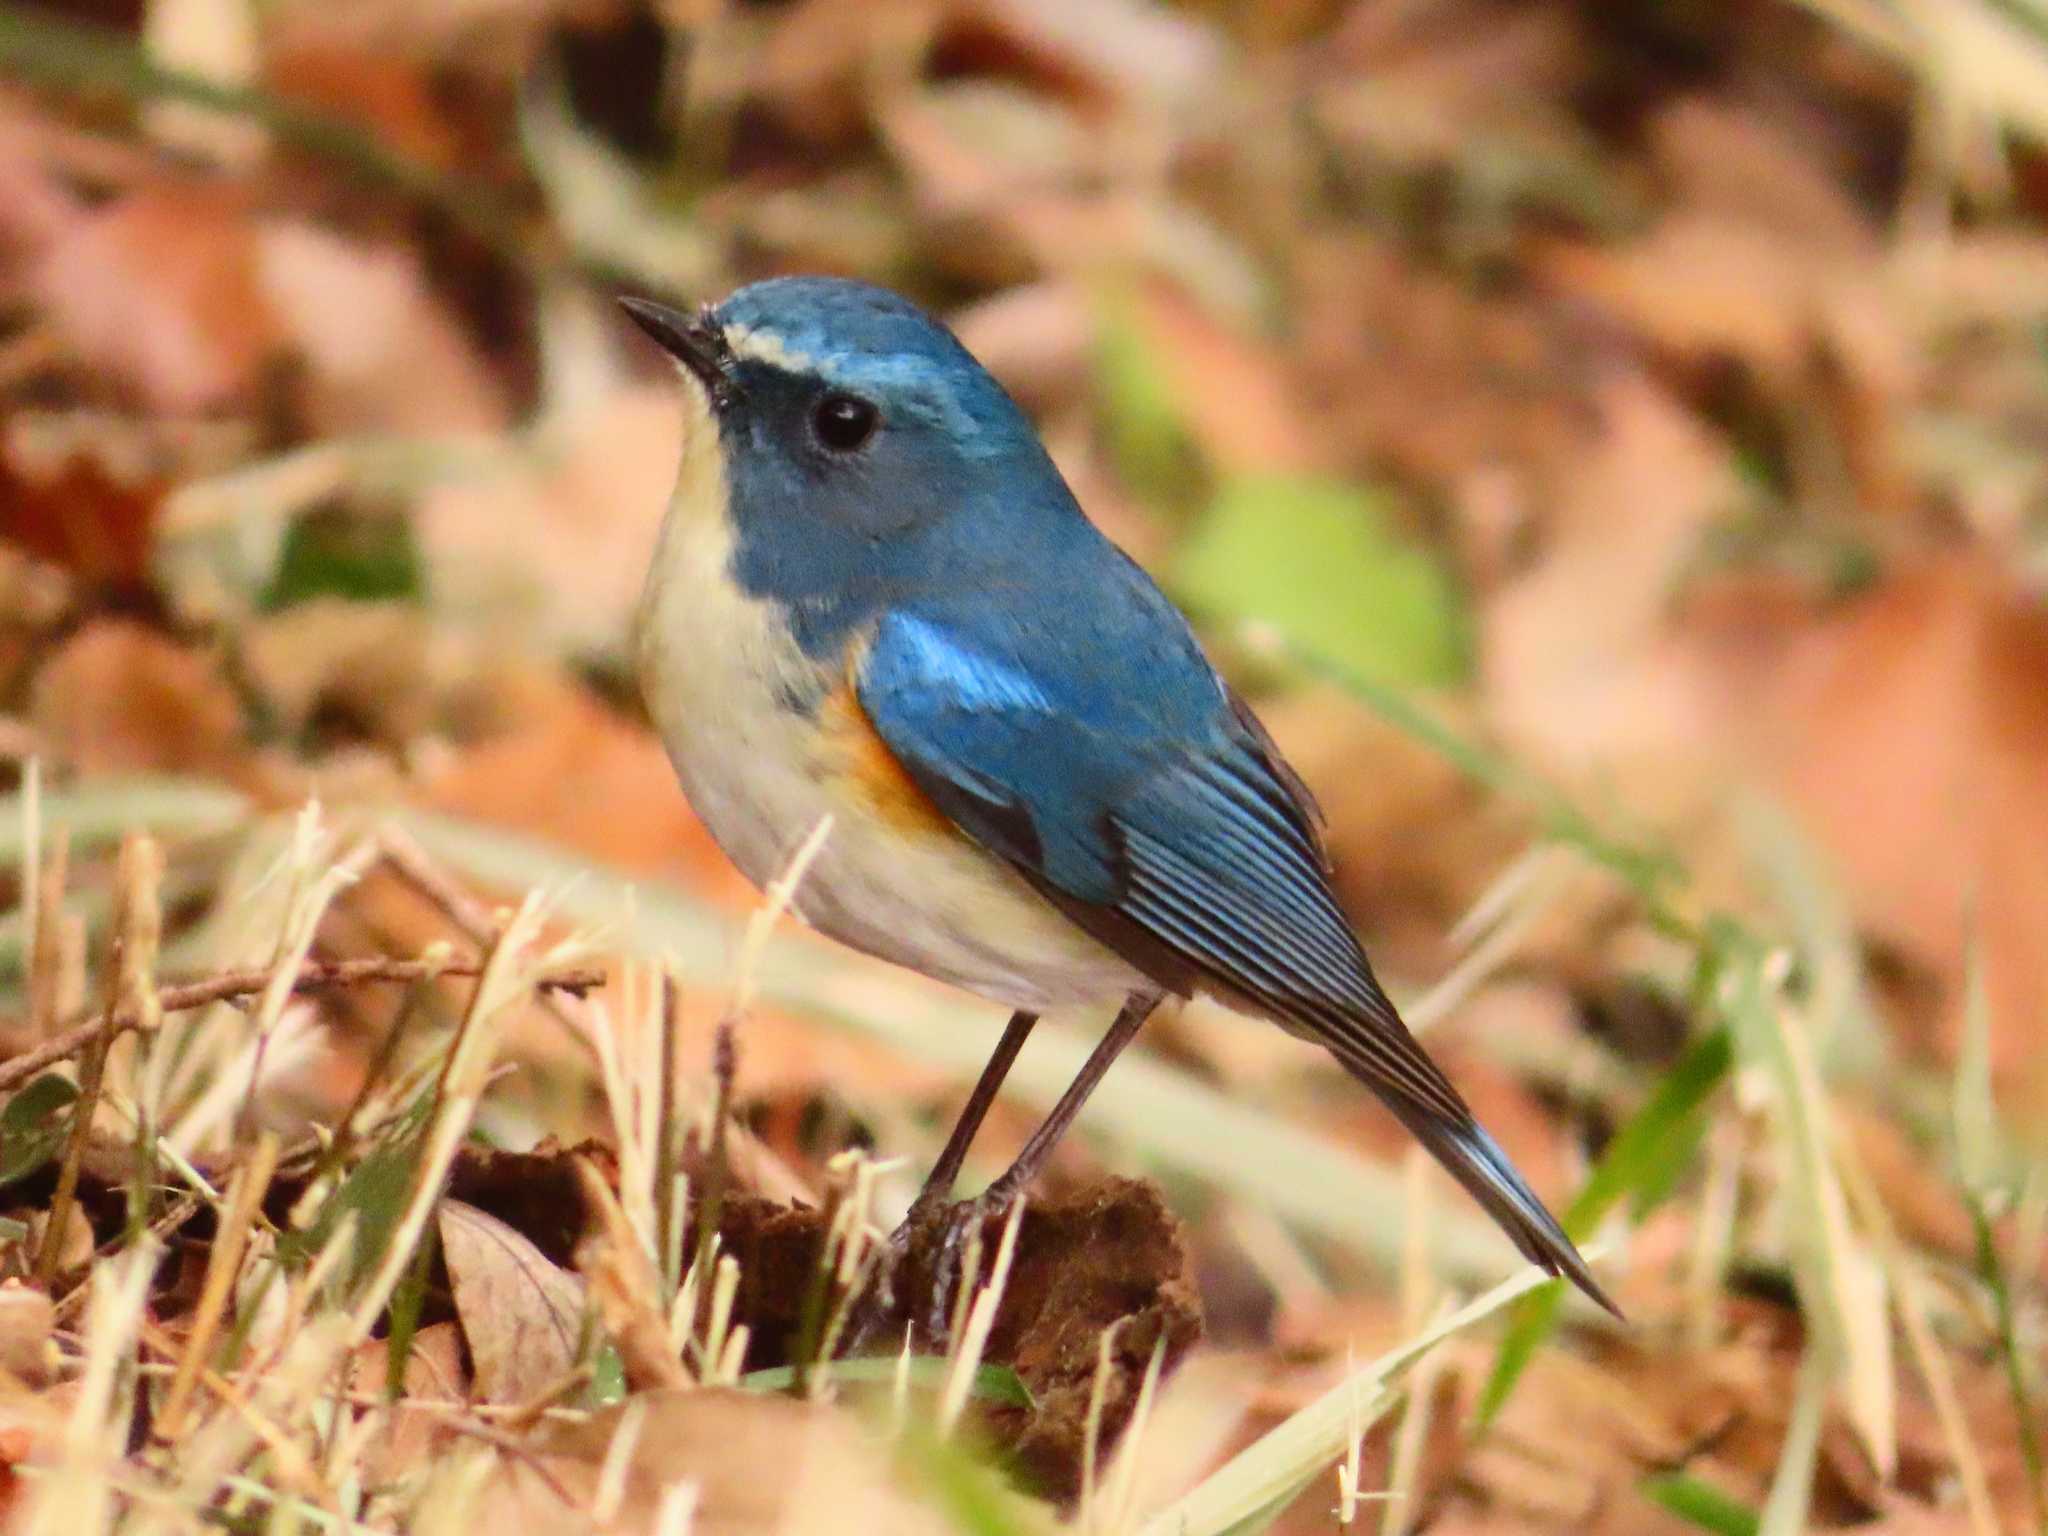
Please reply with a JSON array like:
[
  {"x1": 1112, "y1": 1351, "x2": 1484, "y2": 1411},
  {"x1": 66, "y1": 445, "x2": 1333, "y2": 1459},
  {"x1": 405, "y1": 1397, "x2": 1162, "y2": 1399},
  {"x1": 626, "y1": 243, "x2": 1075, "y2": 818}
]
[
  {"x1": 377, "y1": 827, "x2": 602, "y2": 1069},
  {"x1": 0, "y1": 956, "x2": 605, "y2": 1094}
]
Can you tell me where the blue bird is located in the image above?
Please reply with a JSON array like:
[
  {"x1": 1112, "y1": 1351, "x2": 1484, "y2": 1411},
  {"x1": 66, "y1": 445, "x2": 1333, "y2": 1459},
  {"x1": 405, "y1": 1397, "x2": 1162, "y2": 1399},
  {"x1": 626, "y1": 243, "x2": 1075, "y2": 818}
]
[{"x1": 622, "y1": 277, "x2": 1614, "y2": 1316}]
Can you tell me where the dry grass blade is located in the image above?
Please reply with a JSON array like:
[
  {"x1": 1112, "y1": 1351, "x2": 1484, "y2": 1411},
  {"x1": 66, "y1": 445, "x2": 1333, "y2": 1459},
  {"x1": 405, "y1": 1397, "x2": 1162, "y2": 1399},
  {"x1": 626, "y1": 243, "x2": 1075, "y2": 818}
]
[
  {"x1": 1836, "y1": 1133, "x2": 2003, "y2": 1536},
  {"x1": 343, "y1": 888, "x2": 562, "y2": 1350},
  {"x1": 156, "y1": 1129, "x2": 280, "y2": 1437},
  {"x1": 1725, "y1": 951, "x2": 1895, "y2": 1480},
  {"x1": 576, "y1": 1153, "x2": 691, "y2": 1391},
  {"x1": 1759, "y1": 1347, "x2": 1831, "y2": 1536},
  {"x1": 33, "y1": 829, "x2": 164, "y2": 1286},
  {"x1": 22, "y1": 1239, "x2": 160, "y2": 1533},
  {"x1": 1137, "y1": 1265, "x2": 1558, "y2": 1536},
  {"x1": 1379, "y1": 1300, "x2": 1455, "y2": 1536},
  {"x1": 24, "y1": 818, "x2": 70, "y2": 1043},
  {"x1": 19, "y1": 757, "x2": 41, "y2": 1023},
  {"x1": 1791, "y1": 0, "x2": 2048, "y2": 149},
  {"x1": 1103, "y1": 1335, "x2": 1170, "y2": 1534},
  {"x1": 940, "y1": 1196, "x2": 1025, "y2": 1438}
]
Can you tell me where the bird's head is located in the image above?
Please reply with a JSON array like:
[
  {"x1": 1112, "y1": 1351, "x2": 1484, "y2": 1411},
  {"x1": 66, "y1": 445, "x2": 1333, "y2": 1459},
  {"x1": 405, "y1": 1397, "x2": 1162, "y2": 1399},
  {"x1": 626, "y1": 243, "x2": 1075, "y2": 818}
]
[{"x1": 623, "y1": 277, "x2": 1077, "y2": 655}]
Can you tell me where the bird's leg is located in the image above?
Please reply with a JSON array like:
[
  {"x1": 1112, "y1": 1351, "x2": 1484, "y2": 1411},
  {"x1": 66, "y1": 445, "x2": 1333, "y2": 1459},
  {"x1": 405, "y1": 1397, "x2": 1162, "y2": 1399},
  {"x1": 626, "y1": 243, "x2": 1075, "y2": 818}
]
[
  {"x1": 976, "y1": 990, "x2": 1159, "y2": 1211},
  {"x1": 854, "y1": 993, "x2": 1163, "y2": 1350},
  {"x1": 900, "y1": 1009, "x2": 1039, "y2": 1229},
  {"x1": 850, "y1": 1011, "x2": 1039, "y2": 1347},
  {"x1": 914, "y1": 991, "x2": 1161, "y2": 1340}
]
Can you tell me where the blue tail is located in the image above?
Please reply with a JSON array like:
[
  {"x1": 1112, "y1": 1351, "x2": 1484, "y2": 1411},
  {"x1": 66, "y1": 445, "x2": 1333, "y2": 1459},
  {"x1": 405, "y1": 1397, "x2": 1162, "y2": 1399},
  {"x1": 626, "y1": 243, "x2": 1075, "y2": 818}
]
[{"x1": 1383, "y1": 1096, "x2": 1620, "y2": 1317}]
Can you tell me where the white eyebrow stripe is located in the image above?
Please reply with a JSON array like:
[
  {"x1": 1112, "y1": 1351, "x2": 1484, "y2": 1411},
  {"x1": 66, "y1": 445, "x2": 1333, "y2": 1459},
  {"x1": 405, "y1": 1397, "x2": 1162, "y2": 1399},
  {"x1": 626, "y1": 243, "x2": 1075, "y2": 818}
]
[
  {"x1": 721, "y1": 323, "x2": 819, "y2": 373},
  {"x1": 717, "y1": 322, "x2": 994, "y2": 442}
]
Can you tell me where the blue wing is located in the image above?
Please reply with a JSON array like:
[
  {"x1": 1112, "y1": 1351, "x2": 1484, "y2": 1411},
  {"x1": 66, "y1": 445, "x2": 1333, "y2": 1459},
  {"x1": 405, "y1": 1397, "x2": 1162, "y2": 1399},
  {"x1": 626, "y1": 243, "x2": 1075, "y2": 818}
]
[
  {"x1": 854, "y1": 597, "x2": 1469, "y2": 1126},
  {"x1": 857, "y1": 588, "x2": 1614, "y2": 1310}
]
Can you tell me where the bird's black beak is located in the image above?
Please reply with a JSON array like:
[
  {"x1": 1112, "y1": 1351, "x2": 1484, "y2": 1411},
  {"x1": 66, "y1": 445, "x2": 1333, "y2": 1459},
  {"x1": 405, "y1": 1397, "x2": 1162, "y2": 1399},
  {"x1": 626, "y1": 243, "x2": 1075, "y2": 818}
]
[{"x1": 619, "y1": 296, "x2": 739, "y2": 411}]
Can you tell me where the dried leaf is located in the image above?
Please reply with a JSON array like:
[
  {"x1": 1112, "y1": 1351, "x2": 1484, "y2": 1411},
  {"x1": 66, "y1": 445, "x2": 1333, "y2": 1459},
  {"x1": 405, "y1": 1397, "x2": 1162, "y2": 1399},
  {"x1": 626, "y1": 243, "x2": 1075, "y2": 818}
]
[
  {"x1": 0, "y1": 1283, "x2": 55, "y2": 1389},
  {"x1": 254, "y1": 221, "x2": 508, "y2": 435},
  {"x1": 439, "y1": 1199, "x2": 587, "y2": 1406},
  {"x1": 28, "y1": 621, "x2": 245, "y2": 779},
  {"x1": 33, "y1": 182, "x2": 273, "y2": 413},
  {"x1": 348, "y1": 1320, "x2": 467, "y2": 1485}
]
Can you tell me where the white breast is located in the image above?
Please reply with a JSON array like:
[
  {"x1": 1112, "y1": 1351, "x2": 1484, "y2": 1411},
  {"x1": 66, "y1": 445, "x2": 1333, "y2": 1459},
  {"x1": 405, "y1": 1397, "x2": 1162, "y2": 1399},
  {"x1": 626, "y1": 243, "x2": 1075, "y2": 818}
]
[{"x1": 633, "y1": 411, "x2": 1145, "y2": 1014}]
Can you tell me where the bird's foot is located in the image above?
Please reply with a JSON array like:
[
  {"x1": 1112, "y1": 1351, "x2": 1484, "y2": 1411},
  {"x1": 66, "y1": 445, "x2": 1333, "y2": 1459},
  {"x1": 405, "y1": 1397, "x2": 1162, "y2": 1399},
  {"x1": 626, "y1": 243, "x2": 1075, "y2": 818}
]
[
  {"x1": 915, "y1": 1191, "x2": 1008, "y2": 1344},
  {"x1": 847, "y1": 1192, "x2": 1013, "y2": 1353}
]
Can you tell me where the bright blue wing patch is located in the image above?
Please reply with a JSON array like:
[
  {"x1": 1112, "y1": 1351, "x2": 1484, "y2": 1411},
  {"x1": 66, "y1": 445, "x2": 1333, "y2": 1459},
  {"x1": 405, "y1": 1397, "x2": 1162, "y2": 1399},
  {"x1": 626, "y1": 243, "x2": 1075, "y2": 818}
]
[{"x1": 881, "y1": 615, "x2": 1055, "y2": 715}]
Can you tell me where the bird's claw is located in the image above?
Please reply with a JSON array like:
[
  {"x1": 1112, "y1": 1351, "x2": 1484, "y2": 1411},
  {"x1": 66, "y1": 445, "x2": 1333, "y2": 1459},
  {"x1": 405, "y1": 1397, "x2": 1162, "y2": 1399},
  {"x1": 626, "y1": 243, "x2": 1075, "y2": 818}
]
[
  {"x1": 918, "y1": 1193, "x2": 1001, "y2": 1343},
  {"x1": 845, "y1": 1193, "x2": 1007, "y2": 1353}
]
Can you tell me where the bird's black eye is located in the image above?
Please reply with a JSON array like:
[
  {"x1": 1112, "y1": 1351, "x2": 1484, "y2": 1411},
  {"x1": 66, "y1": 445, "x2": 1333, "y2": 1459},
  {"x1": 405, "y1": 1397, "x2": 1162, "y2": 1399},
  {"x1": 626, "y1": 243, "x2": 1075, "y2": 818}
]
[{"x1": 811, "y1": 392, "x2": 879, "y2": 454}]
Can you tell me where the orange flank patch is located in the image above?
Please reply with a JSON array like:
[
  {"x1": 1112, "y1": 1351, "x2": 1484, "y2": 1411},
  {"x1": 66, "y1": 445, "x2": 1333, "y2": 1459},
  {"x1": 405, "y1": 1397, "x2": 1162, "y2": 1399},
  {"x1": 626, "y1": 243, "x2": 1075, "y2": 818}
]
[{"x1": 818, "y1": 672, "x2": 960, "y2": 839}]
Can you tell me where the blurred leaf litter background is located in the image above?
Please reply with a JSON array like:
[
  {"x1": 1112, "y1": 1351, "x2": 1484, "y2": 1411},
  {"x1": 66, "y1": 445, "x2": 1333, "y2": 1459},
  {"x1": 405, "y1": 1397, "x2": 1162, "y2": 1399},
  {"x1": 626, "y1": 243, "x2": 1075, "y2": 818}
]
[{"x1": 4, "y1": 0, "x2": 2048, "y2": 1531}]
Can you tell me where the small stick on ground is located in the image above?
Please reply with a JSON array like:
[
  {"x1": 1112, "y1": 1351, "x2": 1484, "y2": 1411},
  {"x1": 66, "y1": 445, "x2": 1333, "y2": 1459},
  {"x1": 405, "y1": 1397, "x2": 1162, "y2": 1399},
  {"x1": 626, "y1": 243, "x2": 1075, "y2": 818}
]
[
  {"x1": 0, "y1": 956, "x2": 605, "y2": 1094},
  {"x1": 377, "y1": 826, "x2": 601, "y2": 1069}
]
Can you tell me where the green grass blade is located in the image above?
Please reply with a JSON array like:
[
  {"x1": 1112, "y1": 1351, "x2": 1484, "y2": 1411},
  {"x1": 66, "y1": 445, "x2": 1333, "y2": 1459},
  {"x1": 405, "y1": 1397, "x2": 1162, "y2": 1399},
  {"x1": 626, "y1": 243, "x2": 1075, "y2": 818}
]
[
  {"x1": 1641, "y1": 1474, "x2": 1760, "y2": 1536},
  {"x1": 1477, "y1": 1028, "x2": 1732, "y2": 1425}
]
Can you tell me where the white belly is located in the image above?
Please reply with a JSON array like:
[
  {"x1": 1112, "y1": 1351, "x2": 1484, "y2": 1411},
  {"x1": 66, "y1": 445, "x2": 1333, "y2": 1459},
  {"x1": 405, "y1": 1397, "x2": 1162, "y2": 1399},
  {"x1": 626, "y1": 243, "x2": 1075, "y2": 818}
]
[{"x1": 633, "y1": 440, "x2": 1145, "y2": 1014}]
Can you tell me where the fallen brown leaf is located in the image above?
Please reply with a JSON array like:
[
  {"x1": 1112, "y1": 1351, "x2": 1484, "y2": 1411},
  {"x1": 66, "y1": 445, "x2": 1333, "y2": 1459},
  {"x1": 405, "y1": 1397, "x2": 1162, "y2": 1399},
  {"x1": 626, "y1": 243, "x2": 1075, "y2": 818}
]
[
  {"x1": 29, "y1": 619, "x2": 246, "y2": 780},
  {"x1": 348, "y1": 1320, "x2": 468, "y2": 1485},
  {"x1": 1732, "y1": 559, "x2": 2048, "y2": 1093},
  {"x1": 1127, "y1": 277, "x2": 1319, "y2": 474},
  {"x1": 417, "y1": 669, "x2": 744, "y2": 897},
  {"x1": 440, "y1": 1199, "x2": 589, "y2": 1406},
  {"x1": 1481, "y1": 370, "x2": 1742, "y2": 813},
  {"x1": 0, "y1": 417, "x2": 167, "y2": 591},
  {"x1": 411, "y1": 382, "x2": 674, "y2": 657},
  {"x1": 255, "y1": 221, "x2": 509, "y2": 435},
  {"x1": 33, "y1": 182, "x2": 273, "y2": 414},
  {"x1": 0, "y1": 1284, "x2": 54, "y2": 1390}
]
